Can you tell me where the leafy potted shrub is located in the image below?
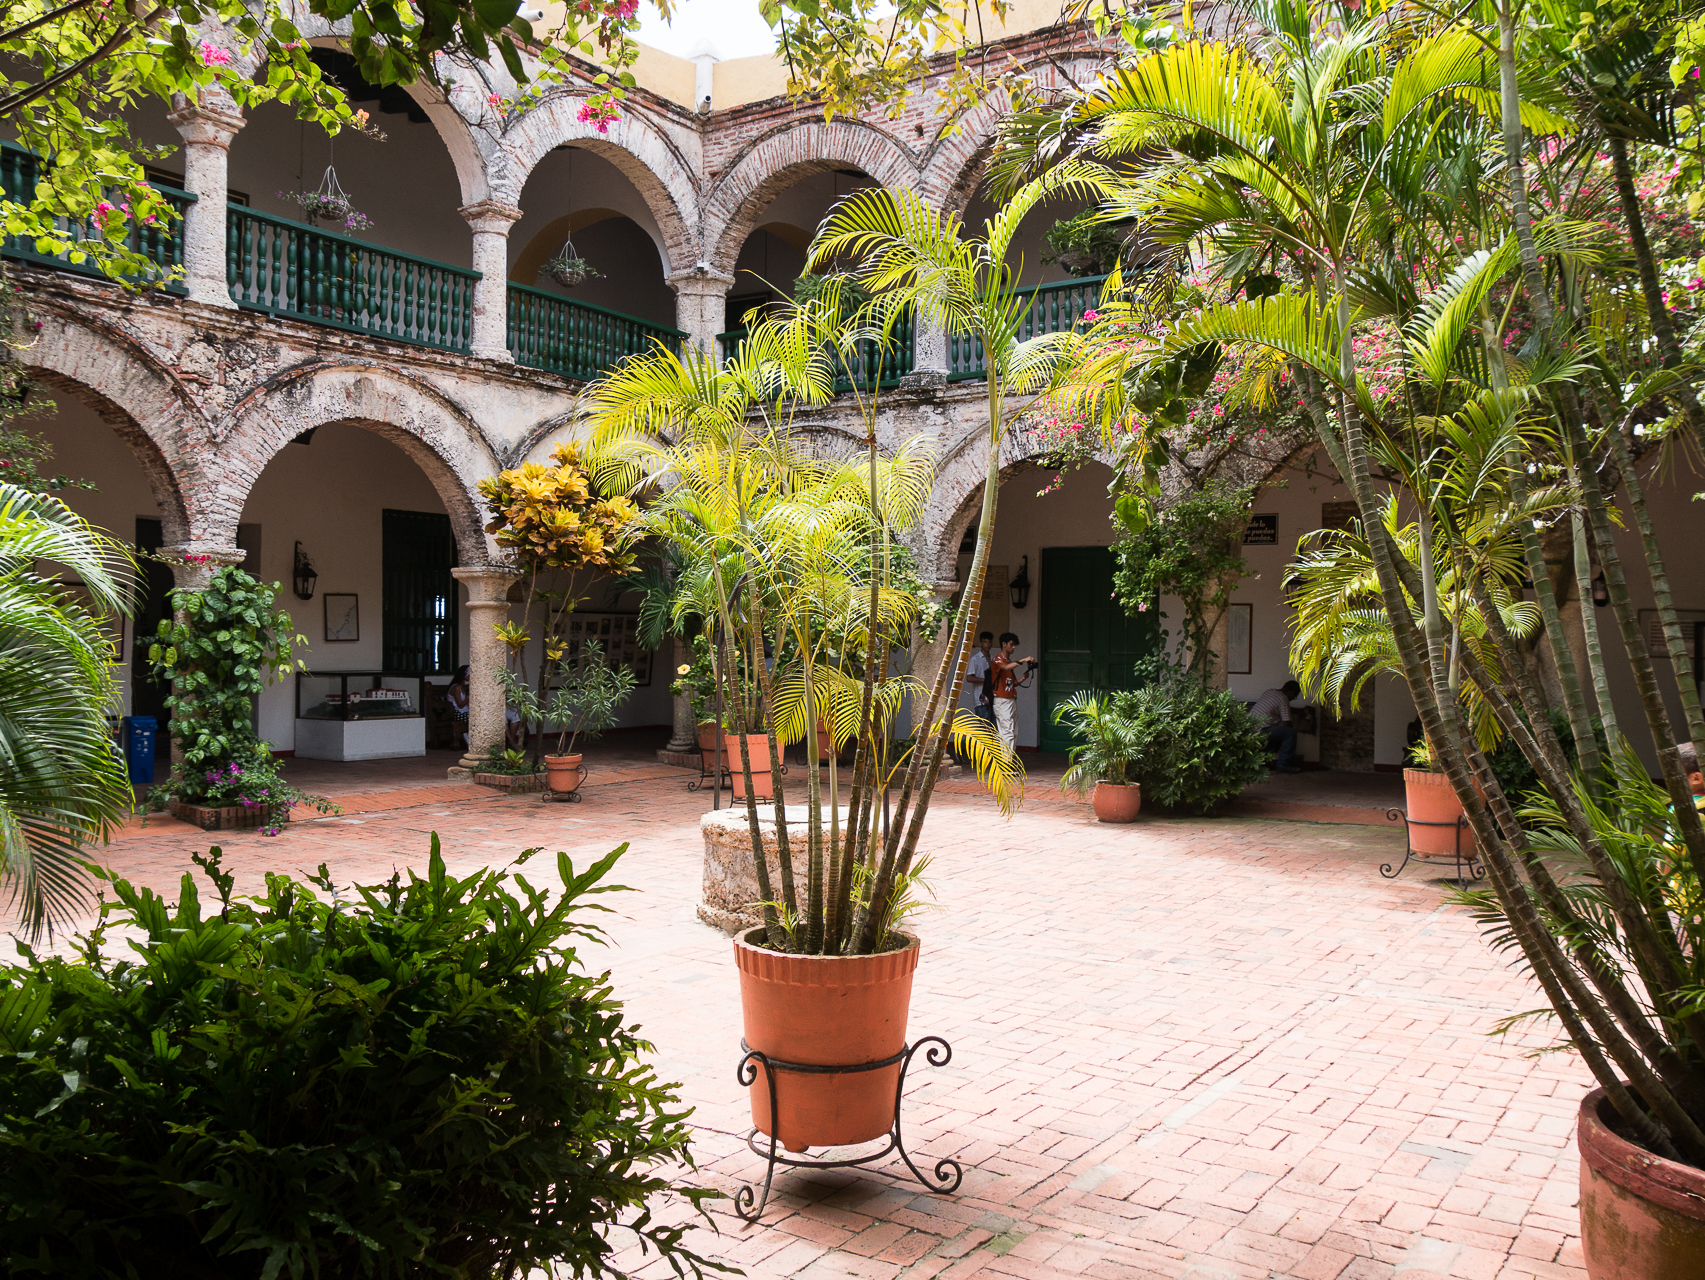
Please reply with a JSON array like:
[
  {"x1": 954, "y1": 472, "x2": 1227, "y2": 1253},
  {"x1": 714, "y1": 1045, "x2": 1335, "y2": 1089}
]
[
  {"x1": 147, "y1": 565, "x2": 336, "y2": 831},
  {"x1": 588, "y1": 173, "x2": 1080, "y2": 1169},
  {"x1": 1053, "y1": 691, "x2": 1143, "y2": 822},
  {"x1": 1108, "y1": 655, "x2": 1269, "y2": 815},
  {"x1": 502, "y1": 642, "x2": 637, "y2": 794},
  {"x1": 0, "y1": 841, "x2": 723, "y2": 1276},
  {"x1": 1042, "y1": 209, "x2": 1131, "y2": 276}
]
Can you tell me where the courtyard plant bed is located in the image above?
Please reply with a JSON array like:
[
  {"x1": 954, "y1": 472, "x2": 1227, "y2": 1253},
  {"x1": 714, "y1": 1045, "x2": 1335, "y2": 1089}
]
[
  {"x1": 0, "y1": 841, "x2": 722, "y2": 1276},
  {"x1": 168, "y1": 800, "x2": 292, "y2": 832},
  {"x1": 146, "y1": 566, "x2": 337, "y2": 832},
  {"x1": 475, "y1": 769, "x2": 548, "y2": 793}
]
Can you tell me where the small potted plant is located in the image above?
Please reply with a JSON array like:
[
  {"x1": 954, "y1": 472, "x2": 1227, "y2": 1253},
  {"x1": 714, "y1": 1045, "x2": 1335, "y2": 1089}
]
[
  {"x1": 1052, "y1": 691, "x2": 1143, "y2": 822},
  {"x1": 535, "y1": 643, "x2": 636, "y2": 794}
]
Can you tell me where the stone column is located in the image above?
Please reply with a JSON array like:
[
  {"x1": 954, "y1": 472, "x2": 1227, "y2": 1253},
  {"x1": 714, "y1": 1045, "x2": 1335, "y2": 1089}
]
[
  {"x1": 158, "y1": 544, "x2": 249, "y2": 767},
  {"x1": 450, "y1": 565, "x2": 520, "y2": 779},
  {"x1": 167, "y1": 90, "x2": 244, "y2": 309},
  {"x1": 459, "y1": 201, "x2": 523, "y2": 363},
  {"x1": 668, "y1": 267, "x2": 737, "y2": 354},
  {"x1": 662, "y1": 633, "x2": 698, "y2": 758},
  {"x1": 901, "y1": 313, "x2": 950, "y2": 392}
]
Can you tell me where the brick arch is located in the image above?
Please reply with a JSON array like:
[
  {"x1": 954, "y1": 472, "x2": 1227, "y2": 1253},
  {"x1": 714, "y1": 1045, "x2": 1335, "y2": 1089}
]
[
  {"x1": 494, "y1": 103, "x2": 700, "y2": 274},
  {"x1": 213, "y1": 364, "x2": 499, "y2": 561},
  {"x1": 19, "y1": 309, "x2": 205, "y2": 545},
  {"x1": 703, "y1": 121, "x2": 920, "y2": 277}
]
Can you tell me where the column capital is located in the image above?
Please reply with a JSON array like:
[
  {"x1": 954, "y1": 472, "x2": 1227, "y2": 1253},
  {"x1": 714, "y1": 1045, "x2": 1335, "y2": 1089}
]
[
  {"x1": 167, "y1": 92, "x2": 245, "y2": 147},
  {"x1": 453, "y1": 564, "x2": 522, "y2": 604},
  {"x1": 458, "y1": 200, "x2": 524, "y2": 233},
  {"x1": 667, "y1": 266, "x2": 737, "y2": 295},
  {"x1": 160, "y1": 543, "x2": 247, "y2": 590}
]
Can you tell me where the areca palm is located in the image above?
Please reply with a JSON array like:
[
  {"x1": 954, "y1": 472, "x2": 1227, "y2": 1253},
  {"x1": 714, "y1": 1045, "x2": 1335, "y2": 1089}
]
[{"x1": 0, "y1": 485, "x2": 135, "y2": 937}]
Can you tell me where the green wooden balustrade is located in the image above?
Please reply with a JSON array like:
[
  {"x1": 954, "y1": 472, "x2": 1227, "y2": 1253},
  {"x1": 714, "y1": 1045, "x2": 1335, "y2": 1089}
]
[
  {"x1": 716, "y1": 308, "x2": 916, "y2": 392},
  {"x1": 0, "y1": 142, "x2": 194, "y2": 291},
  {"x1": 227, "y1": 205, "x2": 479, "y2": 352},
  {"x1": 507, "y1": 282, "x2": 684, "y2": 379},
  {"x1": 948, "y1": 274, "x2": 1111, "y2": 380}
]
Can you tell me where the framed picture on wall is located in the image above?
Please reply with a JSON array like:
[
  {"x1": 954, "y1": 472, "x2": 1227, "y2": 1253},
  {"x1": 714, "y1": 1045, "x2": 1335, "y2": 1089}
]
[
  {"x1": 1227, "y1": 602, "x2": 1253, "y2": 675},
  {"x1": 324, "y1": 594, "x2": 360, "y2": 642}
]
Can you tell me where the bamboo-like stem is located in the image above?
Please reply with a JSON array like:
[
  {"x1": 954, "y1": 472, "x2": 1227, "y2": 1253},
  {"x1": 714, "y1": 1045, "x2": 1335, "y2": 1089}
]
[{"x1": 1569, "y1": 481, "x2": 1618, "y2": 746}]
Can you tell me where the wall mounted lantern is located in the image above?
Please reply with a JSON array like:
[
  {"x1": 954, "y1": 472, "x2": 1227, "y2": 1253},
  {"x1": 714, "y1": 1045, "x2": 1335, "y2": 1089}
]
[
  {"x1": 1592, "y1": 571, "x2": 1609, "y2": 609},
  {"x1": 293, "y1": 541, "x2": 319, "y2": 601},
  {"x1": 1009, "y1": 555, "x2": 1031, "y2": 610}
]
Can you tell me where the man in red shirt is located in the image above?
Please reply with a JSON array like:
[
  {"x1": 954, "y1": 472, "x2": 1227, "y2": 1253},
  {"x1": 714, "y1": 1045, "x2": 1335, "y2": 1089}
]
[{"x1": 990, "y1": 631, "x2": 1033, "y2": 751}]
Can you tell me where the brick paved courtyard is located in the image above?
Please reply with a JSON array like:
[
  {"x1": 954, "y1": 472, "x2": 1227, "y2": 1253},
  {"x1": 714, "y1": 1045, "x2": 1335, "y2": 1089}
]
[{"x1": 11, "y1": 751, "x2": 1589, "y2": 1280}]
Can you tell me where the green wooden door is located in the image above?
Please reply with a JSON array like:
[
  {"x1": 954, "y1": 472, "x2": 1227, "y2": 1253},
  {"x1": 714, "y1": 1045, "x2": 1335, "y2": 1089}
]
[{"x1": 1038, "y1": 545, "x2": 1156, "y2": 752}]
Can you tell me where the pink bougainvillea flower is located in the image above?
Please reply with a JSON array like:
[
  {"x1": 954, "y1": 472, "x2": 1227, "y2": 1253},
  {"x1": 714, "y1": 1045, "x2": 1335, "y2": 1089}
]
[{"x1": 199, "y1": 40, "x2": 231, "y2": 66}]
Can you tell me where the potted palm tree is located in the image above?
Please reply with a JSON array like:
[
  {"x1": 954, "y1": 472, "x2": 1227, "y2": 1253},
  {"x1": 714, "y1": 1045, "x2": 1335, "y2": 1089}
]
[
  {"x1": 1053, "y1": 691, "x2": 1143, "y2": 822},
  {"x1": 585, "y1": 173, "x2": 1104, "y2": 1182}
]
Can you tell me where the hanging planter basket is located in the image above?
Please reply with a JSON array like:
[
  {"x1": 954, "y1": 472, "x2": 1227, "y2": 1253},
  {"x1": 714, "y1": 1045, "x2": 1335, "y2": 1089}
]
[
  {"x1": 541, "y1": 242, "x2": 603, "y2": 289},
  {"x1": 282, "y1": 165, "x2": 373, "y2": 234}
]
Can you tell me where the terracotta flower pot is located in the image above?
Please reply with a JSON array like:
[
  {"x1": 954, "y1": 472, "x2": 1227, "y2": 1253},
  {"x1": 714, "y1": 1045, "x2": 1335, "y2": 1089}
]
[
  {"x1": 697, "y1": 722, "x2": 718, "y2": 752},
  {"x1": 1091, "y1": 781, "x2": 1142, "y2": 823},
  {"x1": 814, "y1": 728, "x2": 837, "y2": 764},
  {"x1": 1579, "y1": 1085, "x2": 1705, "y2": 1277},
  {"x1": 735, "y1": 929, "x2": 918, "y2": 1153},
  {"x1": 723, "y1": 733, "x2": 775, "y2": 800},
  {"x1": 1403, "y1": 767, "x2": 1470, "y2": 857},
  {"x1": 544, "y1": 753, "x2": 583, "y2": 793}
]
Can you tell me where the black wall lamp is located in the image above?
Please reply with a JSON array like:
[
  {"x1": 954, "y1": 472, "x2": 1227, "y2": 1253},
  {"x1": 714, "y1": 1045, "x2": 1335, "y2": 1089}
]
[
  {"x1": 1592, "y1": 570, "x2": 1609, "y2": 609},
  {"x1": 293, "y1": 541, "x2": 319, "y2": 601},
  {"x1": 1009, "y1": 555, "x2": 1031, "y2": 610}
]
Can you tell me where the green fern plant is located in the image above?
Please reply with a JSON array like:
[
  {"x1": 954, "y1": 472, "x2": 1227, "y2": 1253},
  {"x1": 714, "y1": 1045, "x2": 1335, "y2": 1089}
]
[{"x1": 1053, "y1": 692, "x2": 1141, "y2": 797}]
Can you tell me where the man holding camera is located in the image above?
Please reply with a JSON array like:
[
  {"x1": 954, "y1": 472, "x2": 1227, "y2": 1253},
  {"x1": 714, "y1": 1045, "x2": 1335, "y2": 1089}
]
[{"x1": 990, "y1": 632, "x2": 1035, "y2": 751}]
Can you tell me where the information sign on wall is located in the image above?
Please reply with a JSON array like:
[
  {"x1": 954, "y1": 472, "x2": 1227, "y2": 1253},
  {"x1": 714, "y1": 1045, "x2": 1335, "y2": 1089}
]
[{"x1": 1243, "y1": 514, "x2": 1278, "y2": 545}]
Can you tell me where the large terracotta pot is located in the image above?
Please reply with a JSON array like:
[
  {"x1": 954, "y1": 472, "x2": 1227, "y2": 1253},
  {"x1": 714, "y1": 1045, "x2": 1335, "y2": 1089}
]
[
  {"x1": 697, "y1": 722, "x2": 718, "y2": 752},
  {"x1": 735, "y1": 929, "x2": 918, "y2": 1153},
  {"x1": 1091, "y1": 781, "x2": 1142, "y2": 823},
  {"x1": 723, "y1": 733, "x2": 775, "y2": 800},
  {"x1": 1403, "y1": 767, "x2": 1470, "y2": 857},
  {"x1": 1579, "y1": 1085, "x2": 1705, "y2": 1277},
  {"x1": 544, "y1": 753, "x2": 583, "y2": 793}
]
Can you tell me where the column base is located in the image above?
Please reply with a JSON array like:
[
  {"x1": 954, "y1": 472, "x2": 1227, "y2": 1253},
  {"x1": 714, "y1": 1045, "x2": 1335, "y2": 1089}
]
[
  {"x1": 447, "y1": 764, "x2": 475, "y2": 783},
  {"x1": 658, "y1": 747, "x2": 701, "y2": 769},
  {"x1": 185, "y1": 287, "x2": 239, "y2": 310},
  {"x1": 471, "y1": 344, "x2": 516, "y2": 363}
]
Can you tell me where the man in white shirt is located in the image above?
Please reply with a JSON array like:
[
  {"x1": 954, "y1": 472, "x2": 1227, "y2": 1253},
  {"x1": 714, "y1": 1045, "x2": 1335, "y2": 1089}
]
[
  {"x1": 1250, "y1": 680, "x2": 1302, "y2": 773},
  {"x1": 964, "y1": 631, "x2": 995, "y2": 726}
]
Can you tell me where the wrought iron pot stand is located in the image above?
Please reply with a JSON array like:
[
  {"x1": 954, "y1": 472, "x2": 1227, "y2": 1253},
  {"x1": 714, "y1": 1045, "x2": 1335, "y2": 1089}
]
[
  {"x1": 733, "y1": 1035, "x2": 963, "y2": 1222},
  {"x1": 539, "y1": 761, "x2": 588, "y2": 803},
  {"x1": 1383, "y1": 808, "x2": 1484, "y2": 889}
]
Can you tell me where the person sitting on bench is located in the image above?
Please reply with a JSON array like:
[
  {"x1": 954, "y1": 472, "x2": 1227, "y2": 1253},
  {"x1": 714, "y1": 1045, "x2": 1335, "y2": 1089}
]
[{"x1": 1250, "y1": 680, "x2": 1302, "y2": 774}]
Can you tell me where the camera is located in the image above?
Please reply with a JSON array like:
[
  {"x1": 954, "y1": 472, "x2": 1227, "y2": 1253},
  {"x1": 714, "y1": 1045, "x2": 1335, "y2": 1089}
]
[{"x1": 1022, "y1": 658, "x2": 1039, "y2": 673}]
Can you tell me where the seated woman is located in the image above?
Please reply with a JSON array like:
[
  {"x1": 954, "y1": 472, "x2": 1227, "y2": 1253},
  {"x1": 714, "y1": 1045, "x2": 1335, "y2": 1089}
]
[{"x1": 447, "y1": 666, "x2": 525, "y2": 753}]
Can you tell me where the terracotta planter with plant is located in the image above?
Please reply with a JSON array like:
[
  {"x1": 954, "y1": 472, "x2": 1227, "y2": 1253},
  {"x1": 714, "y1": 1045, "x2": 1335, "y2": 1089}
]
[
  {"x1": 1578, "y1": 1085, "x2": 1705, "y2": 1276},
  {"x1": 544, "y1": 752, "x2": 584, "y2": 793},
  {"x1": 1401, "y1": 740, "x2": 1473, "y2": 857},
  {"x1": 723, "y1": 733, "x2": 776, "y2": 800},
  {"x1": 736, "y1": 930, "x2": 918, "y2": 1152},
  {"x1": 1054, "y1": 691, "x2": 1142, "y2": 822}
]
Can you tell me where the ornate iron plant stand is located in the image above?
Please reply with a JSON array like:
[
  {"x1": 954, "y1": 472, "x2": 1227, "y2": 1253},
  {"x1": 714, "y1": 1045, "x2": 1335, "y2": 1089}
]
[
  {"x1": 1383, "y1": 808, "x2": 1483, "y2": 889},
  {"x1": 733, "y1": 1036, "x2": 964, "y2": 1222}
]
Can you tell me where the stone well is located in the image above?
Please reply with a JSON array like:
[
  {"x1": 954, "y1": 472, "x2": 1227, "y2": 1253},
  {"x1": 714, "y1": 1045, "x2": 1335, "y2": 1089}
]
[{"x1": 699, "y1": 804, "x2": 851, "y2": 934}]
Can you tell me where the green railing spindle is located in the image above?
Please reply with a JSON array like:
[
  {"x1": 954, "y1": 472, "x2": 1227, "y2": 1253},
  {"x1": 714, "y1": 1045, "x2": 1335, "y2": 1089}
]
[{"x1": 505, "y1": 282, "x2": 683, "y2": 380}]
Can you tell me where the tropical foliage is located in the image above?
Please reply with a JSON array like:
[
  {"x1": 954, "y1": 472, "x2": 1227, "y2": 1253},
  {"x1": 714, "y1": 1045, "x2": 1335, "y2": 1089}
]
[
  {"x1": 1003, "y1": 0, "x2": 1705, "y2": 1165},
  {"x1": 0, "y1": 840, "x2": 727, "y2": 1279},
  {"x1": 1108, "y1": 658, "x2": 1270, "y2": 815},
  {"x1": 498, "y1": 640, "x2": 637, "y2": 758},
  {"x1": 1053, "y1": 691, "x2": 1141, "y2": 796},
  {"x1": 0, "y1": 485, "x2": 132, "y2": 937}
]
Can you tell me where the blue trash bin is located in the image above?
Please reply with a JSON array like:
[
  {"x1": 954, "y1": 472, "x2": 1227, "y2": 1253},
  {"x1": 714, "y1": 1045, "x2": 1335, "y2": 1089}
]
[{"x1": 121, "y1": 716, "x2": 157, "y2": 785}]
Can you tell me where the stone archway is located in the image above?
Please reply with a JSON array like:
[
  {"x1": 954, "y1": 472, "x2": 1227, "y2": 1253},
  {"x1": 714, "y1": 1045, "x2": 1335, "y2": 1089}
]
[
  {"x1": 212, "y1": 363, "x2": 498, "y2": 560},
  {"x1": 20, "y1": 310, "x2": 205, "y2": 545},
  {"x1": 702, "y1": 121, "x2": 920, "y2": 278}
]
